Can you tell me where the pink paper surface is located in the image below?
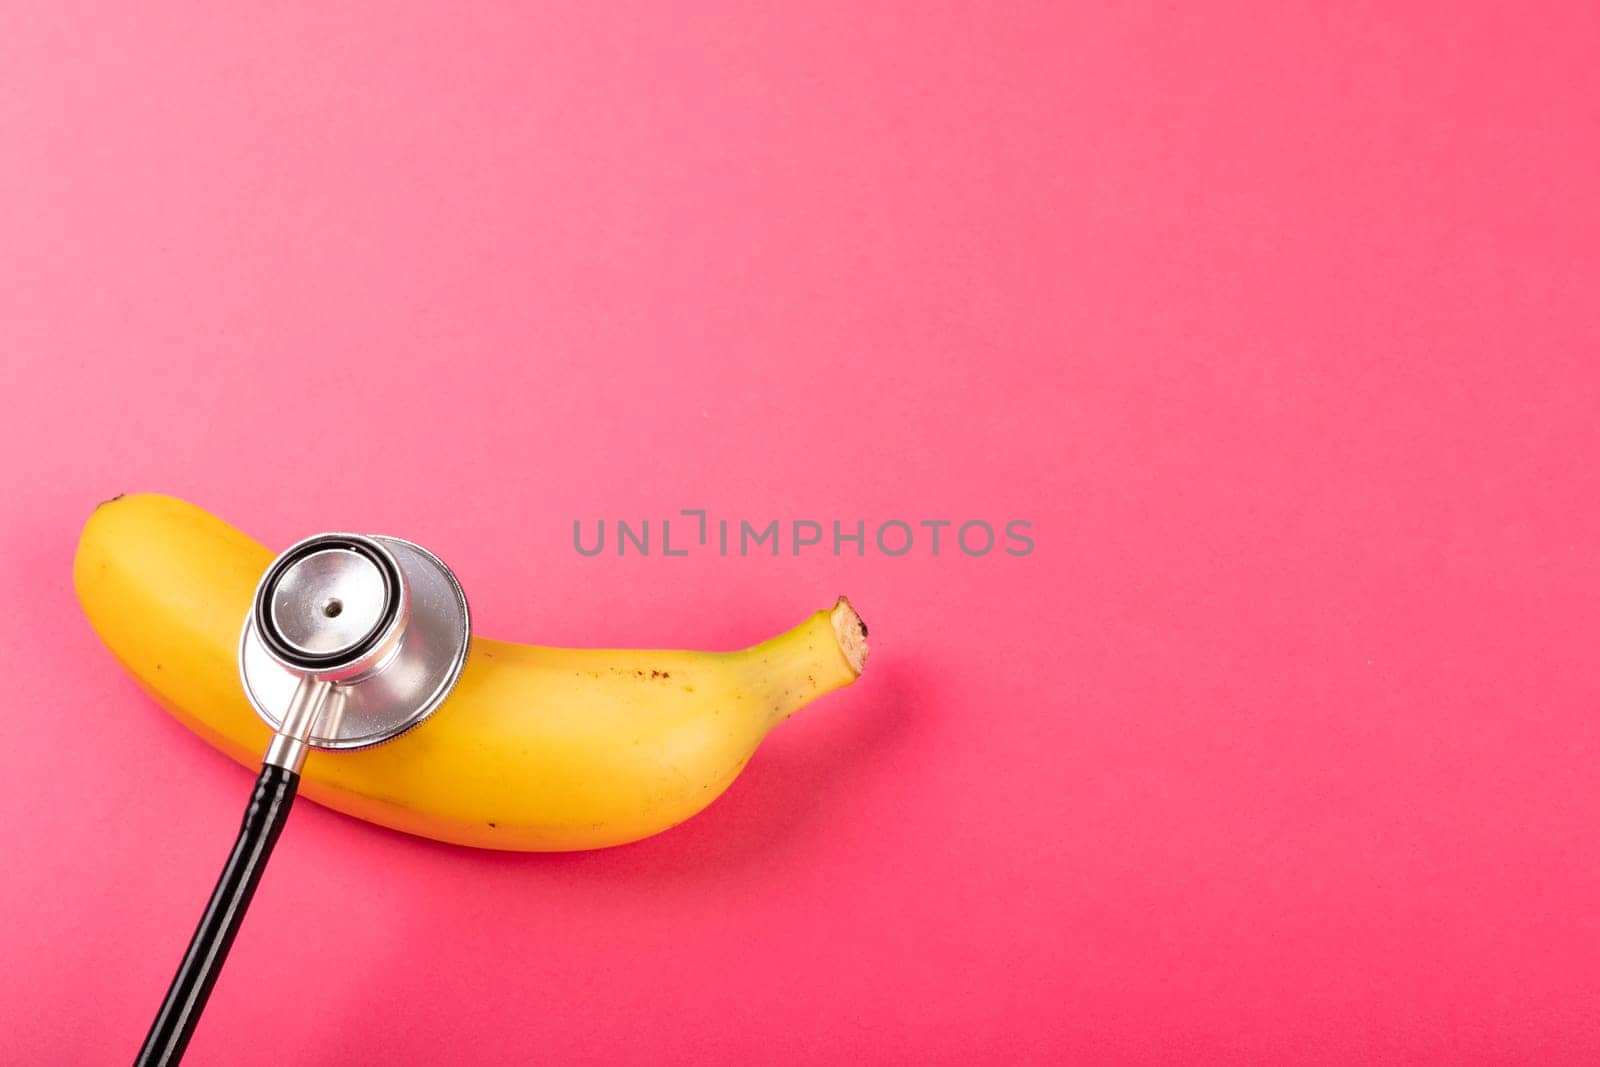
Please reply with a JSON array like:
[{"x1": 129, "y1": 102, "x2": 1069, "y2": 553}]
[{"x1": 2, "y1": 4, "x2": 1597, "y2": 1063}]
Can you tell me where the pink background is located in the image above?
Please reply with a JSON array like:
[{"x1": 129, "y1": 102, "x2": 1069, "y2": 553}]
[{"x1": 2, "y1": 3, "x2": 1598, "y2": 1063}]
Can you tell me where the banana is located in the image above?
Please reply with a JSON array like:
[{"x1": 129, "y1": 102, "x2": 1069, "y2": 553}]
[{"x1": 73, "y1": 494, "x2": 869, "y2": 851}]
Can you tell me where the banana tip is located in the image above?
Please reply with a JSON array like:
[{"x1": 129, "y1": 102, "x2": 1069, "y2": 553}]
[{"x1": 830, "y1": 596, "x2": 869, "y2": 674}]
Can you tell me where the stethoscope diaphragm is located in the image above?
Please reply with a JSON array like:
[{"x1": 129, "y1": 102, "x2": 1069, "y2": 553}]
[{"x1": 241, "y1": 532, "x2": 470, "y2": 756}]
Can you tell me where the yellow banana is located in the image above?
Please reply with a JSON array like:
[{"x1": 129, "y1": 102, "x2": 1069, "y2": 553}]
[{"x1": 73, "y1": 494, "x2": 869, "y2": 851}]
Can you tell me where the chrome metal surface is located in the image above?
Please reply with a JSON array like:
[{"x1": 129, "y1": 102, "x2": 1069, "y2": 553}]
[
  {"x1": 240, "y1": 534, "x2": 470, "y2": 751},
  {"x1": 261, "y1": 677, "x2": 334, "y2": 773},
  {"x1": 250, "y1": 533, "x2": 407, "y2": 680},
  {"x1": 269, "y1": 549, "x2": 389, "y2": 659}
]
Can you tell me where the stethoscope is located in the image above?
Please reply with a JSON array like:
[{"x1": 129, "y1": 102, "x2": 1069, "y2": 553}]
[{"x1": 136, "y1": 531, "x2": 471, "y2": 1066}]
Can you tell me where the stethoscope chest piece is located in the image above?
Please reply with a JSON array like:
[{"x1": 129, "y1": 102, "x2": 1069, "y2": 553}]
[{"x1": 240, "y1": 533, "x2": 471, "y2": 756}]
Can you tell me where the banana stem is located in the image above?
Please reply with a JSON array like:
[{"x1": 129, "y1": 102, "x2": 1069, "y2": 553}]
[
  {"x1": 744, "y1": 596, "x2": 869, "y2": 725},
  {"x1": 828, "y1": 596, "x2": 870, "y2": 676}
]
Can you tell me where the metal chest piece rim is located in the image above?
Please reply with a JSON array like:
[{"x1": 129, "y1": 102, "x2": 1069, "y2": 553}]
[{"x1": 239, "y1": 531, "x2": 471, "y2": 751}]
